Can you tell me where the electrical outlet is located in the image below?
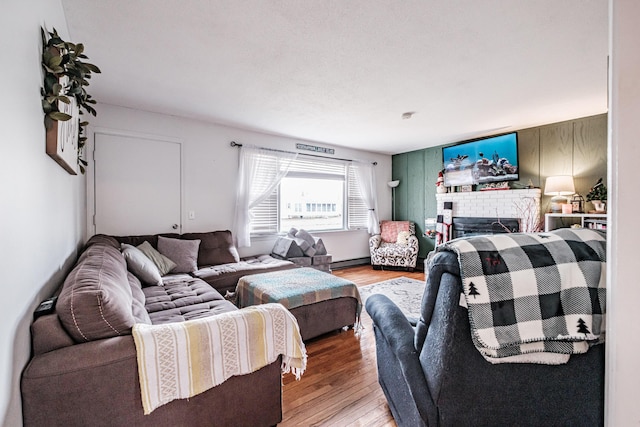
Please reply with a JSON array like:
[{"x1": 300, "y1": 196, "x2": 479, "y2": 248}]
[{"x1": 188, "y1": 211, "x2": 195, "y2": 220}]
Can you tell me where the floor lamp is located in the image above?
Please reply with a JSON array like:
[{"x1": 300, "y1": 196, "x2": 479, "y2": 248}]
[{"x1": 388, "y1": 180, "x2": 400, "y2": 220}]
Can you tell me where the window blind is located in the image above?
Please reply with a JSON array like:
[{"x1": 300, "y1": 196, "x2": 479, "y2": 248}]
[{"x1": 347, "y1": 165, "x2": 369, "y2": 230}]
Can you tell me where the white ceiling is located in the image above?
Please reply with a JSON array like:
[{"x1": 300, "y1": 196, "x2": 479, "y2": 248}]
[{"x1": 61, "y1": 0, "x2": 608, "y2": 155}]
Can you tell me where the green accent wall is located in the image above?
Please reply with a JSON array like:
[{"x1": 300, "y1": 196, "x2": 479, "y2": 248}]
[{"x1": 392, "y1": 114, "x2": 607, "y2": 260}]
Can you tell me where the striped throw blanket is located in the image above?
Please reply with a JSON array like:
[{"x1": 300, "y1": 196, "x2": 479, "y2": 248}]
[
  {"x1": 440, "y1": 228, "x2": 606, "y2": 364},
  {"x1": 132, "y1": 303, "x2": 306, "y2": 414}
]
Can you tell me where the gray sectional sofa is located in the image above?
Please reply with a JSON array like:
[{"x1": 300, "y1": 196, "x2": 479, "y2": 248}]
[
  {"x1": 21, "y1": 231, "x2": 296, "y2": 427},
  {"x1": 111, "y1": 230, "x2": 295, "y2": 295}
]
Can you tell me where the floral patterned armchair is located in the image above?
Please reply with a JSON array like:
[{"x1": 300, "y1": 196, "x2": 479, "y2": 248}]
[{"x1": 369, "y1": 221, "x2": 419, "y2": 271}]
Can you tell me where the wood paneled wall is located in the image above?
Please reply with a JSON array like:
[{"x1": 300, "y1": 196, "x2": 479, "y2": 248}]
[{"x1": 392, "y1": 113, "x2": 607, "y2": 258}]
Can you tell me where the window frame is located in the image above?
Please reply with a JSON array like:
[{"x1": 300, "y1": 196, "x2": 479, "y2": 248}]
[{"x1": 249, "y1": 155, "x2": 369, "y2": 237}]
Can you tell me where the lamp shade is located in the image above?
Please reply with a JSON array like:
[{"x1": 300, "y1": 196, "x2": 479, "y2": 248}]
[
  {"x1": 387, "y1": 180, "x2": 400, "y2": 188},
  {"x1": 544, "y1": 175, "x2": 575, "y2": 196}
]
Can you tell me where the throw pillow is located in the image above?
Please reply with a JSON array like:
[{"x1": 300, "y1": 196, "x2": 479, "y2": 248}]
[
  {"x1": 396, "y1": 230, "x2": 411, "y2": 245},
  {"x1": 181, "y1": 231, "x2": 240, "y2": 266},
  {"x1": 380, "y1": 220, "x2": 411, "y2": 243},
  {"x1": 157, "y1": 236, "x2": 200, "y2": 273},
  {"x1": 137, "y1": 241, "x2": 177, "y2": 276},
  {"x1": 121, "y1": 244, "x2": 163, "y2": 286}
]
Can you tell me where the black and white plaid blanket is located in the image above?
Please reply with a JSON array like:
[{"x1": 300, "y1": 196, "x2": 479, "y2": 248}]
[{"x1": 440, "y1": 228, "x2": 606, "y2": 361}]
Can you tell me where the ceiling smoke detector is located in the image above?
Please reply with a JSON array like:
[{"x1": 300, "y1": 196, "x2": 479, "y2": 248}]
[{"x1": 401, "y1": 112, "x2": 415, "y2": 120}]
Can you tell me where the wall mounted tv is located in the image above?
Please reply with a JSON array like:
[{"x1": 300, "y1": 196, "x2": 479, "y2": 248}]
[{"x1": 442, "y1": 132, "x2": 519, "y2": 187}]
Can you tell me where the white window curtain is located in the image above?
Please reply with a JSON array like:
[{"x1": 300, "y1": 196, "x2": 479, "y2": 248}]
[
  {"x1": 232, "y1": 146, "x2": 298, "y2": 247},
  {"x1": 349, "y1": 161, "x2": 380, "y2": 235}
]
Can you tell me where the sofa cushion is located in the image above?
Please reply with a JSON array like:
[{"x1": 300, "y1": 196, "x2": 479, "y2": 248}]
[
  {"x1": 84, "y1": 234, "x2": 120, "y2": 250},
  {"x1": 181, "y1": 230, "x2": 240, "y2": 267},
  {"x1": 313, "y1": 237, "x2": 328, "y2": 255},
  {"x1": 272, "y1": 237, "x2": 305, "y2": 258},
  {"x1": 137, "y1": 240, "x2": 177, "y2": 276},
  {"x1": 143, "y1": 275, "x2": 237, "y2": 324},
  {"x1": 113, "y1": 233, "x2": 180, "y2": 249},
  {"x1": 121, "y1": 243, "x2": 163, "y2": 286},
  {"x1": 295, "y1": 229, "x2": 316, "y2": 248},
  {"x1": 57, "y1": 243, "x2": 137, "y2": 342},
  {"x1": 127, "y1": 272, "x2": 152, "y2": 324},
  {"x1": 192, "y1": 255, "x2": 296, "y2": 295},
  {"x1": 157, "y1": 236, "x2": 200, "y2": 273}
]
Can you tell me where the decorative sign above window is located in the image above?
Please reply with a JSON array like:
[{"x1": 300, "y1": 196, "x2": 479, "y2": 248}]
[{"x1": 296, "y1": 143, "x2": 335, "y2": 155}]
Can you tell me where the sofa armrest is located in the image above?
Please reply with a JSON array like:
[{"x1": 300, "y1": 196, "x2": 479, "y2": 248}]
[
  {"x1": 369, "y1": 234, "x2": 382, "y2": 251},
  {"x1": 365, "y1": 294, "x2": 436, "y2": 424},
  {"x1": 366, "y1": 294, "x2": 416, "y2": 350},
  {"x1": 31, "y1": 313, "x2": 75, "y2": 355},
  {"x1": 22, "y1": 335, "x2": 283, "y2": 426}
]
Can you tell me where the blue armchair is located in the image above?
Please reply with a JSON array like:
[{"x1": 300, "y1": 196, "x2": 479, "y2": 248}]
[{"x1": 366, "y1": 249, "x2": 605, "y2": 426}]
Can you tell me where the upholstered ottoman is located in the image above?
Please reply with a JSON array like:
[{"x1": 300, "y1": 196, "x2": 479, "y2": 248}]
[{"x1": 236, "y1": 268, "x2": 361, "y2": 340}]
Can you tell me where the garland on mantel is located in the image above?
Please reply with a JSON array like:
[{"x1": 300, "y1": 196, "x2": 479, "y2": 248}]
[{"x1": 41, "y1": 27, "x2": 101, "y2": 173}]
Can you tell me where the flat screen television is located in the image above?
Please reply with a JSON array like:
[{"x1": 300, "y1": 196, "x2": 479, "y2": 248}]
[{"x1": 442, "y1": 132, "x2": 519, "y2": 187}]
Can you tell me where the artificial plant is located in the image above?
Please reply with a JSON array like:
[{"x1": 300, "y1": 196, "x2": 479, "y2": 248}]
[
  {"x1": 41, "y1": 27, "x2": 101, "y2": 173},
  {"x1": 586, "y1": 178, "x2": 607, "y2": 202}
]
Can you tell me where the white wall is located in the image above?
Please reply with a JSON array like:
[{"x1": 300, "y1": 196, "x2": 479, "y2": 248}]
[
  {"x1": 0, "y1": 1, "x2": 86, "y2": 425},
  {"x1": 88, "y1": 103, "x2": 393, "y2": 262},
  {"x1": 606, "y1": 0, "x2": 640, "y2": 424}
]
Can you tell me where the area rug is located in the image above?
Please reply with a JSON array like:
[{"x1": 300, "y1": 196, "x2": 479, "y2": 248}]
[{"x1": 360, "y1": 277, "x2": 425, "y2": 323}]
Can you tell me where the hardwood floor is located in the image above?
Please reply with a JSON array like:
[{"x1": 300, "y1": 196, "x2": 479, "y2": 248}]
[{"x1": 280, "y1": 265, "x2": 425, "y2": 427}]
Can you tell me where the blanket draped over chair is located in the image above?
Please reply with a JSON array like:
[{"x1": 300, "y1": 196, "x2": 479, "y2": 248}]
[
  {"x1": 440, "y1": 228, "x2": 606, "y2": 364},
  {"x1": 132, "y1": 303, "x2": 306, "y2": 414}
]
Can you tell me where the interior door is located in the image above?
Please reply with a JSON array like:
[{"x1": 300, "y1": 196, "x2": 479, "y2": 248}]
[{"x1": 93, "y1": 132, "x2": 182, "y2": 235}]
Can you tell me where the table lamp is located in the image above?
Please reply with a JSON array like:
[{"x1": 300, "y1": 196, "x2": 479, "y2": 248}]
[{"x1": 544, "y1": 175, "x2": 575, "y2": 213}]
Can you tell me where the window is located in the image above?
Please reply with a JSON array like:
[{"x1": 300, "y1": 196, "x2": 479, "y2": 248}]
[
  {"x1": 250, "y1": 156, "x2": 369, "y2": 235},
  {"x1": 280, "y1": 176, "x2": 344, "y2": 231}
]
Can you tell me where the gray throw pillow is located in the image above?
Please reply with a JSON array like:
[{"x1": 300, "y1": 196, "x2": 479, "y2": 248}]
[
  {"x1": 157, "y1": 236, "x2": 200, "y2": 273},
  {"x1": 137, "y1": 240, "x2": 177, "y2": 276},
  {"x1": 121, "y1": 244, "x2": 163, "y2": 286}
]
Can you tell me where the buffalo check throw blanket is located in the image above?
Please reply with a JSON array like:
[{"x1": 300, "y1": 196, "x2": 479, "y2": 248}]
[
  {"x1": 132, "y1": 303, "x2": 306, "y2": 414},
  {"x1": 440, "y1": 228, "x2": 606, "y2": 364}
]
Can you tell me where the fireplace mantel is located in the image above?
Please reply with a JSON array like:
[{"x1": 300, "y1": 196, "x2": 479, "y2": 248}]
[{"x1": 436, "y1": 188, "x2": 542, "y2": 232}]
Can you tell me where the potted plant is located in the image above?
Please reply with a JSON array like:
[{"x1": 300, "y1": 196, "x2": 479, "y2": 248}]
[
  {"x1": 41, "y1": 27, "x2": 100, "y2": 174},
  {"x1": 586, "y1": 178, "x2": 607, "y2": 212}
]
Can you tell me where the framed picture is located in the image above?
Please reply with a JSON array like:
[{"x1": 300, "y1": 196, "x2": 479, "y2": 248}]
[
  {"x1": 460, "y1": 184, "x2": 473, "y2": 192},
  {"x1": 46, "y1": 77, "x2": 79, "y2": 175}
]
